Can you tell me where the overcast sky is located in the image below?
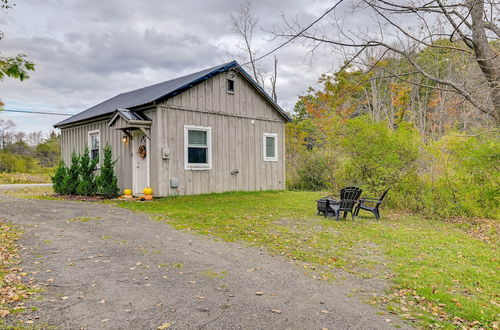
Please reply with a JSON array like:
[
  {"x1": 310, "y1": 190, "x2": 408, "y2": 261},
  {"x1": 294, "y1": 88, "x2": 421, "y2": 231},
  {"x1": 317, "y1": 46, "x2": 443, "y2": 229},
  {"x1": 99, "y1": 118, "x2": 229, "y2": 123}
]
[{"x1": 0, "y1": 0, "x2": 353, "y2": 134}]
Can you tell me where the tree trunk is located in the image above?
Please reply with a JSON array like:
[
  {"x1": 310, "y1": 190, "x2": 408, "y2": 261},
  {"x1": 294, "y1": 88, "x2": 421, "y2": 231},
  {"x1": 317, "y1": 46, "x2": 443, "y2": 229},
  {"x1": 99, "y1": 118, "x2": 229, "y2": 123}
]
[{"x1": 469, "y1": 0, "x2": 500, "y2": 125}]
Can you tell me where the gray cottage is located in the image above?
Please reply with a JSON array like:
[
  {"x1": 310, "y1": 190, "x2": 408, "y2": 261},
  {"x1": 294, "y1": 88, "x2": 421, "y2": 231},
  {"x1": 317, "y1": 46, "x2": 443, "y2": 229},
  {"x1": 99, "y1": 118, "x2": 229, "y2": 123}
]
[{"x1": 54, "y1": 61, "x2": 291, "y2": 196}]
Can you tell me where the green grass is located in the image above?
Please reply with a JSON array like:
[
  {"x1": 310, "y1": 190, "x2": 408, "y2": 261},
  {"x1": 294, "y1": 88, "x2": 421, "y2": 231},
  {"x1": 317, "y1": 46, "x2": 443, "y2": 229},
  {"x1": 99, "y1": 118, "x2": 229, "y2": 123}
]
[
  {"x1": 115, "y1": 190, "x2": 500, "y2": 329},
  {"x1": 68, "y1": 216, "x2": 102, "y2": 223}
]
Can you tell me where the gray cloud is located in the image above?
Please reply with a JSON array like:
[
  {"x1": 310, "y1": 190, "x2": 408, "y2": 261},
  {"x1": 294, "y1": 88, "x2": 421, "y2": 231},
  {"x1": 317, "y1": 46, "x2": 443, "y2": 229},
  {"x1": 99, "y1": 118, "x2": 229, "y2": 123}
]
[{"x1": 1, "y1": 0, "x2": 351, "y2": 133}]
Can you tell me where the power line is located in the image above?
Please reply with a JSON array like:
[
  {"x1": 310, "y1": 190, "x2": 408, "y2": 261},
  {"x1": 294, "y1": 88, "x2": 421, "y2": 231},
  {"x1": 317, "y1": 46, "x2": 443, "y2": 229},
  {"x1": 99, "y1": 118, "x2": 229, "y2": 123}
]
[
  {"x1": 1, "y1": 109, "x2": 74, "y2": 116},
  {"x1": 241, "y1": 0, "x2": 344, "y2": 66}
]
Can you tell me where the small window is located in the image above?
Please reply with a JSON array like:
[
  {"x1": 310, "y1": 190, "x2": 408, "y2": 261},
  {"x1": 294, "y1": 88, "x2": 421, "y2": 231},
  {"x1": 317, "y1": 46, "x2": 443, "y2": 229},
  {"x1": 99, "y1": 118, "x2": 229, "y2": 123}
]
[
  {"x1": 263, "y1": 133, "x2": 278, "y2": 161},
  {"x1": 227, "y1": 79, "x2": 235, "y2": 93},
  {"x1": 185, "y1": 125, "x2": 212, "y2": 170},
  {"x1": 88, "y1": 130, "x2": 100, "y2": 161}
]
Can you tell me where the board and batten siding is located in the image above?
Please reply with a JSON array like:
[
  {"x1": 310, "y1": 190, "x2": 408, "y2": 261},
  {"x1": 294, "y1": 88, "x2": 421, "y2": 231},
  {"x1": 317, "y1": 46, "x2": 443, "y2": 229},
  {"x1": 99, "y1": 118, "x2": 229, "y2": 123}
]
[
  {"x1": 59, "y1": 118, "x2": 133, "y2": 192},
  {"x1": 154, "y1": 70, "x2": 286, "y2": 196}
]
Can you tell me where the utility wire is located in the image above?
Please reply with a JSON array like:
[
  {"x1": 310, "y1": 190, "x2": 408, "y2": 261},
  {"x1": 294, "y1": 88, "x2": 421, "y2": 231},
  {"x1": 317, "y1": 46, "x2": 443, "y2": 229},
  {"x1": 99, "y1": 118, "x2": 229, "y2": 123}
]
[
  {"x1": 1, "y1": 109, "x2": 74, "y2": 116},
  {"x1": 3, "y1": 3, "x2": 345, "y2": 119},
  {"x1": 241, "y1": 0, "x2": 344, "y2": 66}
]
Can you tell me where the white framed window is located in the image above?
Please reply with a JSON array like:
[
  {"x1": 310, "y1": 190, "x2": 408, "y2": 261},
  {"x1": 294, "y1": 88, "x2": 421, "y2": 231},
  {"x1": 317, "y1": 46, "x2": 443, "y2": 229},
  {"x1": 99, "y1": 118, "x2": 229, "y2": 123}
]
[
  {"x1": 87, "y1": 130, "x2": 100, "y2": 162},
  {"x1": 263, "y1": 133, "x2": 278, "y2": 162},
  {"x1": 184, "y1": 125, "x2": 212, "y2": 170}
]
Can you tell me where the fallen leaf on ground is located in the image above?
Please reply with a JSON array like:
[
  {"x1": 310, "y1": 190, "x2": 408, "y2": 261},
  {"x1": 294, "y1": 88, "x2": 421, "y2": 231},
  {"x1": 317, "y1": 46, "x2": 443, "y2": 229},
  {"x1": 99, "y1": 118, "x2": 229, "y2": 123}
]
[
  {"x1": 101, "y1": 319, "x2": 109, "y2": 323},
  {"x1": 61, "y1": 296, "x2": 69, "y2": 300},
  {"x1": 385, "y1": 319, "x2": 392, "y2": 323},
  {"x1": 99, "y1": 300, "x2": 106, "y2": 304},
  {"x1": 255, "y1": 291, "x2": 263, "y2": 295},
  {"x1": 158, "y1": 322, "x2": 171, "y2": 329},
  {"x1": 320, "y1": 310, "x2": 329, "y2": 314},
  {"x1": 271, "y1": 309, "x2": 282, "y2": 314}
]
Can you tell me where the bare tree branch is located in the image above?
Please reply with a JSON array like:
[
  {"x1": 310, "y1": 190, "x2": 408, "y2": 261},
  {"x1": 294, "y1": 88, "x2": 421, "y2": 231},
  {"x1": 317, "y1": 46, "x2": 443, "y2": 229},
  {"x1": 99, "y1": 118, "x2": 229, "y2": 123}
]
[{"x1": 272, "y1": 0, "x2": 499, "y2": 124}]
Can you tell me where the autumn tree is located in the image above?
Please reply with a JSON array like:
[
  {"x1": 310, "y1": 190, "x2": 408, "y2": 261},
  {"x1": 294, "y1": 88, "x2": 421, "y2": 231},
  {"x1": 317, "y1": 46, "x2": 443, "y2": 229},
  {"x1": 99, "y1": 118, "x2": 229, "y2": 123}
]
[{"x1": 274, "y1": 0, "x2": 500, "y2": 125}]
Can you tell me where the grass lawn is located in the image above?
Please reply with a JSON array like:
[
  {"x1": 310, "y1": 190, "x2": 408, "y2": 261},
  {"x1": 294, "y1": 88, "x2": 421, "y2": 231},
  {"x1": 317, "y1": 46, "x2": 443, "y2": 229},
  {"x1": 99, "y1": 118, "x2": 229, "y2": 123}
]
[{"x1": 116, "y1": 190, "x2": 500, "y2": 329}]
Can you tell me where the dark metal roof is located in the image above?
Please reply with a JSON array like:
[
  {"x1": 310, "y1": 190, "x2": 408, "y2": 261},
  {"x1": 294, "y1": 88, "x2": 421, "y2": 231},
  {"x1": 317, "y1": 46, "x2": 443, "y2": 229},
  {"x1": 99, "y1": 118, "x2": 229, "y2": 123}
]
[{"x1": 55, "y1": 61, "x2": 290, "y2": 127}]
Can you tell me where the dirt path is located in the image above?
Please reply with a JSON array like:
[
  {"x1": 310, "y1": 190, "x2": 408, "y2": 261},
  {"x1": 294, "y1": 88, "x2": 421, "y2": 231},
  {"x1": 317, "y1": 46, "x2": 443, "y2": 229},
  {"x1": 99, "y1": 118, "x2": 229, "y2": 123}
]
[{"x1": 0, "y1": 196, "x2": 409, "y2": 329}]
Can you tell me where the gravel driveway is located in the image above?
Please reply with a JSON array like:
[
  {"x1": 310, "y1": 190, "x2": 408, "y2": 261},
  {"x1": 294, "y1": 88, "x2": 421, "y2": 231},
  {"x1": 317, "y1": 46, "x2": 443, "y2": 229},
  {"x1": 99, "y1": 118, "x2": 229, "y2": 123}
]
[{"x1": 0, "y1": 195, "x2": 409, "y2": 329}]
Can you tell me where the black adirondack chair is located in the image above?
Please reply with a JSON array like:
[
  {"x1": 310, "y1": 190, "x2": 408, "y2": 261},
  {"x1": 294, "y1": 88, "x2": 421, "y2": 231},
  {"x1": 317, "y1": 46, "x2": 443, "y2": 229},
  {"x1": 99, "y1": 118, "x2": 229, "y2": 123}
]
[
  {"x1": 354, "y1": 188, "x2": 390, "y2": 220},
  {"x1": 329, "y1": 186, "x2": 363, "y2": 221}
]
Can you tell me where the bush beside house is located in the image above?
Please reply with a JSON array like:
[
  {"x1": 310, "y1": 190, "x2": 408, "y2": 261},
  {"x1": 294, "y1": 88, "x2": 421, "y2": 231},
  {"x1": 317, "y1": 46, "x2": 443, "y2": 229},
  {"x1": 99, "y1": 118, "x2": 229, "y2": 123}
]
[
  {"x1": 52, "y1": 144, "x2": 119, "y2": 198},
  {"x1": 96, "y1": 145, "x2": 120, "y2": 198}
]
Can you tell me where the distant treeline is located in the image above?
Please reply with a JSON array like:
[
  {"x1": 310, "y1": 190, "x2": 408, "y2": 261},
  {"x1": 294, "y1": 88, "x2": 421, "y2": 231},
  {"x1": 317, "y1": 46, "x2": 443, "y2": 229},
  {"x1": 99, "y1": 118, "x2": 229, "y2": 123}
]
[{"x1": 0, "y1": 118, "x2": 60, "y2": 173}]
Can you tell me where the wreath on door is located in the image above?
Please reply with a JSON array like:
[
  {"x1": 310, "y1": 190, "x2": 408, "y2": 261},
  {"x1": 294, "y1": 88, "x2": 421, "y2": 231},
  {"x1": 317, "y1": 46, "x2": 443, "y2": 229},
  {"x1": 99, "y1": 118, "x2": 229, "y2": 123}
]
[{"x1": 137, "y1": 144, "x2": 147, "y2": 159}]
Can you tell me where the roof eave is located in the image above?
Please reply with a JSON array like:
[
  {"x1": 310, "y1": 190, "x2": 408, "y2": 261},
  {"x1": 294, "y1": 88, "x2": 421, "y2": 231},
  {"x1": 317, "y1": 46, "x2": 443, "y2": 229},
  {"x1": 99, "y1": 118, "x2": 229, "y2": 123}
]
[
  {"x1": 152, "y1": 61, "x2": 240, "y2": 106},
  {"x1": 232, "y1": 65, "x2": 292, "y2": 123},
  {"x1": 54, "y1": 113, "x2": 113, "y2": 129}
]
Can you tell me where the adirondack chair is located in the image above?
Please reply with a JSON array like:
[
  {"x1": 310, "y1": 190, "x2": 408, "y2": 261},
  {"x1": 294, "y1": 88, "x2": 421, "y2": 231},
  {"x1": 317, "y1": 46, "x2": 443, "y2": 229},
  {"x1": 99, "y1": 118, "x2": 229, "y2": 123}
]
[
  {"x1": 329, "y1": 186, "x2": 363, "y2": 221},
  {"x1": 354, "y1": 188, "x2": 390, "y2": 220}
]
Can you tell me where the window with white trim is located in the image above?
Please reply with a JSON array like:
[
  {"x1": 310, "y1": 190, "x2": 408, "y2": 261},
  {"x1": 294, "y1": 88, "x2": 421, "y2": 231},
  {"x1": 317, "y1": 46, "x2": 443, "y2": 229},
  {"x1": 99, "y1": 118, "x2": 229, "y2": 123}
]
[
  {"x1": 263, "y1": 133, "x2": 278, "y2": 161},
  {"x1": 88, "y1": 130, "x2": 100, "y2": 161},
  {"x1": 184, "y1": 126, "x2": 212, "y2": 170}
]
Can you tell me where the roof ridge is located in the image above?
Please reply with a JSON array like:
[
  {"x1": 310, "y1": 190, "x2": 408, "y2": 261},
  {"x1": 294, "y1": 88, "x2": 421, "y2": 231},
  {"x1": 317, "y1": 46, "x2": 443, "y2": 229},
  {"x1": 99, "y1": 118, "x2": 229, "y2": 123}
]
[
  {"x1": 54, "y1": 60, "x2": 290, "y2": 127},
  {"x1": 117, "y1": 61, "x2": 236, "y2": 98}
]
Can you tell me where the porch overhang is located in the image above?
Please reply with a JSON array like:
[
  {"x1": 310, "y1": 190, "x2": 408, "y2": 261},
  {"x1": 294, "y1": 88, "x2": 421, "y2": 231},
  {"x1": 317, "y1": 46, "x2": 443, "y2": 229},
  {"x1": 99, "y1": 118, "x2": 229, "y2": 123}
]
[{"x1": 107, "y1": 108, "x2": 152, "y2": 138}]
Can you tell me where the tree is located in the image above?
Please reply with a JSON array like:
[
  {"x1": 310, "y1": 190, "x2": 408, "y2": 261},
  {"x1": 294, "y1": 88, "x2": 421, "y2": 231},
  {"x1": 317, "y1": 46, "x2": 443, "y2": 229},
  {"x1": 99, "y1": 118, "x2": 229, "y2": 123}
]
[
  {"x1": 76, "y1": 147, "x2": 98, "y2": 196},
  {"x1": 96, "y1": 145, "x2": 119, "y2": 198},
  {"x1": 0, "y1": 118, "x2": 15, "y2": 149},
  {"x1": 274, "y1": 0, "x2": 500, "y2": 124},
  {"x1": 230, "y1": 0, "x2": 279, "y2": 100},
  {"x1": 0, "y1": 54, "x2": 35, "y2": 82},
  {"x1": 51, "y1": 160, "x2": 68, "y2": 195},
  {"x1": 4, "y1": 140, "x2": 32, "y2": 156},
  {"x1": 27, "y1": 131, "x2": 43, "y2": 146},
  {"x1": 0, "y1": 0, "x2": 34, "y2": 84},
  {"x1": 35, "y1": 133, "x2": 60, "y2": 167},
  {"x1": 63, "y1": 152, "x2": 80, "y2": 195}
]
